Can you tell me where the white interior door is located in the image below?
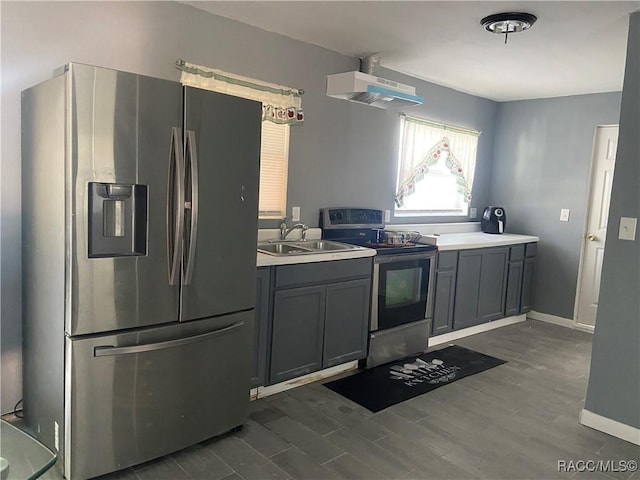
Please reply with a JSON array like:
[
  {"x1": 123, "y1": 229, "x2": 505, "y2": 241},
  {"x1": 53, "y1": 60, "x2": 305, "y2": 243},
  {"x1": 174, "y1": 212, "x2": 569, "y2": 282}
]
[{"x1": 576, "y1": 125, "x2": 619, "y2": 328}]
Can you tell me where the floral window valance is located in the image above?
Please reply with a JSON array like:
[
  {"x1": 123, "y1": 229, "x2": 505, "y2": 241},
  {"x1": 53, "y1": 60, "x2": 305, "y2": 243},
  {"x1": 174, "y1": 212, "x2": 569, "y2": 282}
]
[
  {"x1": 176, "y1": 60, "x2": 304, "y2": 125},
  {"x1": 395, "y1": 137, "x2": 472, "y2": 207},
  {"x1": 394, "y1": 115, "x2": 480, "y2": 208}
]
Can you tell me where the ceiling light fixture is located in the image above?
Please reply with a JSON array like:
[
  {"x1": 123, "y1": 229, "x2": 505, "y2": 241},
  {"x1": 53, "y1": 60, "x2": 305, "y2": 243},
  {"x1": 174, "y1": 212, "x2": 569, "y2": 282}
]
[{"x1": 481, "y1": 12, "x2": 537, "y2": 44}]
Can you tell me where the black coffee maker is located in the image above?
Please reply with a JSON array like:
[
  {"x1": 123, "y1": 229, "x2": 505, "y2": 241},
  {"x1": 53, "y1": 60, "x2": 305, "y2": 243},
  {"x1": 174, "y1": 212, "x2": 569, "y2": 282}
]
[{"x1": 481, "y1": 206, "x2": 506, "y2": 234}]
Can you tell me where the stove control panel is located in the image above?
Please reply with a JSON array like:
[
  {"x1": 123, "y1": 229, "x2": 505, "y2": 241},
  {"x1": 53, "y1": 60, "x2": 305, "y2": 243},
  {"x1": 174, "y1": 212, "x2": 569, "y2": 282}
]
[{"x1": 319, "y1": 208, "x2": 384, "y2": 229}]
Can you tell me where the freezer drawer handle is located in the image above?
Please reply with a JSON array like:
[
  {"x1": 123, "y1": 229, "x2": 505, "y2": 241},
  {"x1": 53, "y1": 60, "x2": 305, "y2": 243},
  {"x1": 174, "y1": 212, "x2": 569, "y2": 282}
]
[{"x1": 93, "y1": 321, "x2": 243, "y2": 357}]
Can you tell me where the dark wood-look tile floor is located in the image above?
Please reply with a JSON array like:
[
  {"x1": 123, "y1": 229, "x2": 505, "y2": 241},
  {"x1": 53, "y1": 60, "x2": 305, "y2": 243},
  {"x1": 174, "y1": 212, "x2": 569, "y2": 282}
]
[{"x1": 18, "y1": 320, "x2": 640, "y2": 479}]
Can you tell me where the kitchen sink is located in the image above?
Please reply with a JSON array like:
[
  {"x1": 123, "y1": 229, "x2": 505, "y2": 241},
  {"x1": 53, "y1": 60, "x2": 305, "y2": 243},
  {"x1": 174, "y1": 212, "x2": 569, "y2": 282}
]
[
  {"x1": 257, "y1": 243, "x2": 313, "y2": 255},
  {"x1": 302, "y1": 240, "x2": 355, "y2": 251},
  {"x1": 257, "y1": 240, "x2": 358, "y2": 256}
]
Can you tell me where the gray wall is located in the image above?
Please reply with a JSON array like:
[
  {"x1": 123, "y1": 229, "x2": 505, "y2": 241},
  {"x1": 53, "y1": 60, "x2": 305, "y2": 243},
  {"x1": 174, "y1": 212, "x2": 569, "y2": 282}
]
[
  {"x1": 584, "y1": 11, "x2": 640, "y2": 430},
  {"x1": 491, "y1": 93, "x2": 622, "y2": 318},
  {"x1": 0, "y1": 1, "x2": 497, "y2": 412}
]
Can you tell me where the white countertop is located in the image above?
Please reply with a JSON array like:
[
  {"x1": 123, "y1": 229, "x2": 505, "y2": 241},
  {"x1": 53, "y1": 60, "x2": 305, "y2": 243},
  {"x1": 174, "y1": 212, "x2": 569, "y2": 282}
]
[
  {"x1": 257, "y1": 247, "x2": 376, "y2": 267},
  {"x1": 419, "y1": 232, "x2": 539, "y2": 251},
  {"x1": 255, "y1": 227, "x2": 538, "y2": 265}
]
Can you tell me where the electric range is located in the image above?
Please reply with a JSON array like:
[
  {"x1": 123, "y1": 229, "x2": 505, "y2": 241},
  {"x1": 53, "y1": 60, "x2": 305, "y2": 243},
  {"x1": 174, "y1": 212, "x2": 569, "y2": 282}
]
[{"x1": 319, "y1": 207, "x2": 436, "y2": 368}]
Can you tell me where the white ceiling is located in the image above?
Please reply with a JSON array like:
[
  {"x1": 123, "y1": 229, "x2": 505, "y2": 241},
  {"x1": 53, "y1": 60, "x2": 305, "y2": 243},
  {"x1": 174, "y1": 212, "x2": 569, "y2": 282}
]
[{"x1": 184, "y1": 1, "x2": 639, "y2": 102}]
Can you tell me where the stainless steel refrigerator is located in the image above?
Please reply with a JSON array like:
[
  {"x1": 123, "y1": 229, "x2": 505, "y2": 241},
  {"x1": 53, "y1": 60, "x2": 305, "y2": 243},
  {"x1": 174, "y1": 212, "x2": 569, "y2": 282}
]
[{"x1": 22, "y1": 63, "x2": 262, "y2": 480}]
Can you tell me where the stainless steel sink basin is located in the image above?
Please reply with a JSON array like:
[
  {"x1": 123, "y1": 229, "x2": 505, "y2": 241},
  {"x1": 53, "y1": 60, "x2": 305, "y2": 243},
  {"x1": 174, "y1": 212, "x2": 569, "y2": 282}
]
[
  {"x1": 302, "y1": 240, "x2": 356, "y2": 251},
  {"x1": 257, "y1": 240, "x2": 358, "y2": 256},
  {"x1": 257, "y1": 243, "x2": 313, "y2": 255}
]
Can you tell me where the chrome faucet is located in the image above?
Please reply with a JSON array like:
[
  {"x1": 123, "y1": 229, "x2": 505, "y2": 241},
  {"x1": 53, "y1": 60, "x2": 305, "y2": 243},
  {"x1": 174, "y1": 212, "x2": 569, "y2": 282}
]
[
  {"x1": 280, "y1": 218, "x2": 308, "y2": 241},
  {"x1": 279, "y1": 217, "x2": 288, "y2": 240}
]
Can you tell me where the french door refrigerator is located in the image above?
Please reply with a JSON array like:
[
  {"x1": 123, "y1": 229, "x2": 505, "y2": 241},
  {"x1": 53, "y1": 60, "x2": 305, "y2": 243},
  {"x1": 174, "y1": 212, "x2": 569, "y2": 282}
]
[{"x1": 22, "y1": 63, "x2": 262, "y2": 480}]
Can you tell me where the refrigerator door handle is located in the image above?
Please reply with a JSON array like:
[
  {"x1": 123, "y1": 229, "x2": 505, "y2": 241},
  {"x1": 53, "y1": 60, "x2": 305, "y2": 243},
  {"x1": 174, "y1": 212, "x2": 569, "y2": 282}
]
[
  {"x1": 183, "y1": 130, "x2": 199, "y2": 285},
  {"x1": 93, "y1": 321, "x2": 244, "y2": 357},
  {"x1": 167, "y1": 127, "x2": 185, "y2": 285}
]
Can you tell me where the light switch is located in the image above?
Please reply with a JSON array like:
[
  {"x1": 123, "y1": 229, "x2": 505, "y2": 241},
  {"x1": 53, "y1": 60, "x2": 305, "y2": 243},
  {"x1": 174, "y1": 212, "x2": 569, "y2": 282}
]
[
  {"x1": 470, "y1": 207, "x2": 477, "y2": 219},
  {"x1": 560, "y1": 209, "x2": 570, "y2": 222},
  {"x1": 618, "y1": 217, "x2": 637, "y2": 241},
  {"x1": 291, "y1": 206, "x2": 300, "y2": 222},
  {"x1": 385, "y1": 210, "x2": 391, "y2": 222}
]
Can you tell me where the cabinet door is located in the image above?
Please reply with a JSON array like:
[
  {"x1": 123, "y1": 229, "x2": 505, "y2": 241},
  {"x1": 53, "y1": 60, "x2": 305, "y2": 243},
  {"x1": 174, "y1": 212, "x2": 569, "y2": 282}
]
[
  {"x1": 478, "y1": 247, "x2": 509, "y2": 322},
  {"x1": 505, "y1": 261, "x2": 524, "y2": 317},
  {"x1": 324, "y1": 279, "x2": 371, "y2": 368},
  {"x1": 453, "y1": 250, "x2": 482, "y2": 329},
  {"x1": 270, "y1": 285, "x2": 325, "y2": 384},
  {"x1": 251, "y1": 267, "x2": 271, "y2": 388},
  {"x1": 432, "y1": 269, "x2": 456, "y2": 335},
  {"x1": 520, "y1": 257, "x2": 536, "y2": 313}
]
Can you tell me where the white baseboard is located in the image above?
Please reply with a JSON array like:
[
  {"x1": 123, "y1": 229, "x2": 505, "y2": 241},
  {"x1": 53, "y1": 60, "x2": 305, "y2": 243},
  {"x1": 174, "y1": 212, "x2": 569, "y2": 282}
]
[
  {"x1": 527, "y1": 310, "x2": 593, "y2": 332},
  {"x1": 580, "y1": 409, "x2": 640, "y2": 445},
  {"x1": 253, "y1": 361, "x2": 358, "y2": 399},
  {"x1": 429, "y1": 315, "x2": 527, "y2": 347},
  {"x1": 573, "y1": 323, "x2": 595, "y2": 333}
]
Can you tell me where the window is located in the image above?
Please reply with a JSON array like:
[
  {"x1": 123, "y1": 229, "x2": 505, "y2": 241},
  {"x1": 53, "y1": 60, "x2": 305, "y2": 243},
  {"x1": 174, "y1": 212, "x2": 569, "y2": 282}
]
[
  {"x1": 395, "y1": 115, "x2": 479, "y2": 216},
  {"x1": 259, "y1": 121, "x2": 290, "y2": 219}
]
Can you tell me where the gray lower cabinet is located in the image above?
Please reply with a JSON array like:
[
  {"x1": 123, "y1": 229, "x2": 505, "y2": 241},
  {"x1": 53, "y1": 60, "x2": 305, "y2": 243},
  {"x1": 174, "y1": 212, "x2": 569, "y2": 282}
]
[
  {"x1": 505, "y1": 243, "x2": 536, "y2": 315},
  {"x1": 432, "y1": 252, "x2": 457, "y2": 335},
  {"x1": 453, "y1": 247, "x2": 508, "y2": 330},
  {"x1": 324, "y1": 279, "x2": 371, "y2": 368},
  {"x1": 270, "y1": 285, "x2": 326, "y2": 384},
  {"x1": 251, "y1": 267, "x2": 271, "y2": 388},
  {"x1": 478, "y1": 247, "x2": 509, "y2": 322},
  {"x1": 505, "y1": 242, "x2": 538, "y2": 315},
  {"x1": 505, "y1": 260, "x2": 524, "y2": 316},
  {"x1": 452, "y1": 249, "x2": 483, "y2": 329},
  {"x1": 433, "y1": 242, "x2": 537, "y2": 336},
  {"x1": 521, "y1": 253, "x2": 536, "y2": 313},
  {"x1": 268, "y1": 258, "x2": 372, "y2": 385}
]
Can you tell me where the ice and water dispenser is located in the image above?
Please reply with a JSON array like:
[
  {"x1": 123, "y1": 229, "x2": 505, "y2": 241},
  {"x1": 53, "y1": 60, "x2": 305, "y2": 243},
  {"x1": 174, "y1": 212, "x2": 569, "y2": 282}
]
[{"x1": 88, "y1": 182, "x2": 148, "y2": 257}]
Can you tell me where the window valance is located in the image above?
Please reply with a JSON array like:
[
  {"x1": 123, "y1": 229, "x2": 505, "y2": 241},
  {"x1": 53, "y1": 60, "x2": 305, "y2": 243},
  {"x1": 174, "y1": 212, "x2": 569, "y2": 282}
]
[{"x1": 176, "y1": 60, "x2": 304, "y2": 125}]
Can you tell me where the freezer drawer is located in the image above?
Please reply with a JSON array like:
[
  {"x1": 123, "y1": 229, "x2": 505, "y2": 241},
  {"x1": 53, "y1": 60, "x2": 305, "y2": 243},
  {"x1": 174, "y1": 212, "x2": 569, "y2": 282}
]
[{"x1": 66, "y1": 311, "x2": 253, "y2": 480}]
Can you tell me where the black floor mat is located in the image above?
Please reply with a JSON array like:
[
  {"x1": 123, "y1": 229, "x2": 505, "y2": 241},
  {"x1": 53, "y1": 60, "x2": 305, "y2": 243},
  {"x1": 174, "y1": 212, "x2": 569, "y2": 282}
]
[{"x1": 323, "y1": 345, "x2": 506, "y2": 412}]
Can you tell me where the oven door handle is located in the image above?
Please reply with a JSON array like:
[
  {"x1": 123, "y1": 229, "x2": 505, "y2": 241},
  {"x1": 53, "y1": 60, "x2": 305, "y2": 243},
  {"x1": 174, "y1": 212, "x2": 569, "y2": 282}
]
[{"x1": 374, "y1": 252, "x2": 436, "y2": 264}]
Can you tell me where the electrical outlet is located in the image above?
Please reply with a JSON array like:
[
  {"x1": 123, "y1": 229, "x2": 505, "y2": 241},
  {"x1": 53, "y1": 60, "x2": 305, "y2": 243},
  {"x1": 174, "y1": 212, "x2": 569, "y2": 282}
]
[
  {"x1": 469, "y1": 207, "x2": 477, "y2": 219},
  {"x1": 618, "y1": 217, "x2": 637, "y2": 241},
  {"x1": 291, "y1": 206, "x2": 300, "y2": 222},
  {"x1": 560, "y1": 209, "x2": 570, "y2": 222},
  {"x1": 385, "y1": 210, "x2": 391, "y2": 222}
]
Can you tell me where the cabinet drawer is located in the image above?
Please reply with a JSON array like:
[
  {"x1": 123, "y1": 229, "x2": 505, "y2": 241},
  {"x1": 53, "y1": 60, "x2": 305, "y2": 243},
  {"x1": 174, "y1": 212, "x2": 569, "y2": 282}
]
[
  {"x1": 510, "y1": 245, "x2": 525, "y2": 261},
  {"x1": 275, "y1": 258, "x2": 372, "y2": 289},
  {"x1": 525, "y1": 242, "x2": 537, "y2": 257},
  {"x1": 437, "y1": 251, "x2": 458, "y2": 270}
]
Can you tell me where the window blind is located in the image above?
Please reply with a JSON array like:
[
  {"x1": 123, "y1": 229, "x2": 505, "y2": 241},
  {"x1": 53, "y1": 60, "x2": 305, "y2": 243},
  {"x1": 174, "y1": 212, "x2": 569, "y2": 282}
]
[{"x1": 259, "y1": 121, "x2": 290, "y2": 219}]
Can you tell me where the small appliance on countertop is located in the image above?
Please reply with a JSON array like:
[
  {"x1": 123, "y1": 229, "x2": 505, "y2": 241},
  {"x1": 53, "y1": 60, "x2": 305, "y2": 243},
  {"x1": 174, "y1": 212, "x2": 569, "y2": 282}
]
[{"x1": 481, "y1": 206, "x2": 507, "y2": 234}]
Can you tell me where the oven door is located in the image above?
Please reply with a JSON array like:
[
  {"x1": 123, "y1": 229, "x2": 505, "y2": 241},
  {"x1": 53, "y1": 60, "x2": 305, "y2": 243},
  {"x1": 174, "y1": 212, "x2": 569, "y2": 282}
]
[{"x1": 372, "y1": 252, "x2": 436, "y2": 331}]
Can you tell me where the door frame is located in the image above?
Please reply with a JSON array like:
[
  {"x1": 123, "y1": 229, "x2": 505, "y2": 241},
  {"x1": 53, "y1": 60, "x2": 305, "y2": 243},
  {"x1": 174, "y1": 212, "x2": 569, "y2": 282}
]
[{"x1": 572, "y1": 124, "x2": 619, "y2": 332}]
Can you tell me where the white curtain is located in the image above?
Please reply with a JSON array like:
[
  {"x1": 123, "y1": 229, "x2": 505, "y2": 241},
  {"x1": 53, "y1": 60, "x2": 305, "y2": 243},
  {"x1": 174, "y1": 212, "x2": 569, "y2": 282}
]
[
  {"x1": 395, "y1": 115, "x2": 479, "y2": 207},
  {"x1": 177, "y1": 61, "x2": 304, "y2": 125}
]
